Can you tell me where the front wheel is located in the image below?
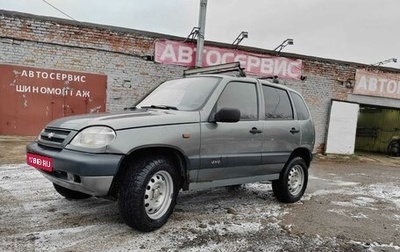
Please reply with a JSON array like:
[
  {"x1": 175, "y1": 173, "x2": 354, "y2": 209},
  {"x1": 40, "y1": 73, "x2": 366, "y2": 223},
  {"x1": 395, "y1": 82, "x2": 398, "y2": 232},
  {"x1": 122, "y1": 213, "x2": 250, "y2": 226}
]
[
  {"x1": 272, "y1": 157, "x2": 308, "y2": 203},
  {"x1": 118, "y1": 156, "x2": 180, "y2": 232}
]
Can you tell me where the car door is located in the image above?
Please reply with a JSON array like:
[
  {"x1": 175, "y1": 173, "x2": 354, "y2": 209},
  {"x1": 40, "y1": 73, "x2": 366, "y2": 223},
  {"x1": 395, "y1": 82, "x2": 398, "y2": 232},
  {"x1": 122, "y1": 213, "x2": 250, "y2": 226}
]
[
  {"x1": 260, "y1": 84, "x2": 300, "y2": 174},
  {"x1": 198, "y1": 81, "x2": 264, "y2": 184}
]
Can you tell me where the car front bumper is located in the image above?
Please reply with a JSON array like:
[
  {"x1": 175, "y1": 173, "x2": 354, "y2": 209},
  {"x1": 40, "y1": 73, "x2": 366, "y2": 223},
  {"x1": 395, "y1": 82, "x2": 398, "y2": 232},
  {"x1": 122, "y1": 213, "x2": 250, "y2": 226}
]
[{"x1": 26, "y1": 142, "x2": 124, "y2": 196}]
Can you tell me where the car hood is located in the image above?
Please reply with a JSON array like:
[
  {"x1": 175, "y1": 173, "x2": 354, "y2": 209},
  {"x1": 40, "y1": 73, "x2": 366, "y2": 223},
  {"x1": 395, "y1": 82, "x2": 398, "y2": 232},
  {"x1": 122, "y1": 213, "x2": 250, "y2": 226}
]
[{"x1": 46, "y1": 109, "x2": 201, "y2": 130}]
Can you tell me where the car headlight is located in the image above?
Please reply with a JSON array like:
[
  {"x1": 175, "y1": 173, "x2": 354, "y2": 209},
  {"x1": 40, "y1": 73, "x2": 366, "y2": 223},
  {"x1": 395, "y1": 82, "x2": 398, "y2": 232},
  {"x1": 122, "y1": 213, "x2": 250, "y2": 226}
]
[{"x1": 70, "y1": 126, "x2": 116, "y2": 148}]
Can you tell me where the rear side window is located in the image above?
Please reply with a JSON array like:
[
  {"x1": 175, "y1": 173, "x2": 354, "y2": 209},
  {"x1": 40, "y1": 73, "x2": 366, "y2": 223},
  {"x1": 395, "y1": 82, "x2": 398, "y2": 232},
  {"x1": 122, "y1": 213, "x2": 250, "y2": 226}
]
[
  {"x1": 290, "y1": 91, "x2": 310, "y2": 120},
  {"x1": 216, "y1": 81, "x2": 258, "y2": 120},
  {"x1": 262, "y1": 85, "x2": 293, "y2": 120}
]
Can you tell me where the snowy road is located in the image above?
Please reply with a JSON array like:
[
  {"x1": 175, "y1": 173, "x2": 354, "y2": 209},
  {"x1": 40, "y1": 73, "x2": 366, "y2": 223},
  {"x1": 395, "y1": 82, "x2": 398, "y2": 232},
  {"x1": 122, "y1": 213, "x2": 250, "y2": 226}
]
[{"x1": 1, "y1": 158, "x2": 400, "y2": 251}]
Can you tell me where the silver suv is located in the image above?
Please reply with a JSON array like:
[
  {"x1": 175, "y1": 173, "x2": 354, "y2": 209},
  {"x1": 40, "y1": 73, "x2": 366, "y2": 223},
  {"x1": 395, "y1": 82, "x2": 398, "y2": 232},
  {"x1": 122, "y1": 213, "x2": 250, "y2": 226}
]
[{"x1": 27, "y1": 63, "x2": 315, "y2": 232}]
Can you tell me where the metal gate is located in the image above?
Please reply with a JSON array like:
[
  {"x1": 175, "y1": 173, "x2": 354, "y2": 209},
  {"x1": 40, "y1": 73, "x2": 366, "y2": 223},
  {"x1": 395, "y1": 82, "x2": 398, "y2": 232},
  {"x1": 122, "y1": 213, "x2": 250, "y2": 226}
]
[{"x1": 0, "y1": 64, "x2": 107, "y2": 136}]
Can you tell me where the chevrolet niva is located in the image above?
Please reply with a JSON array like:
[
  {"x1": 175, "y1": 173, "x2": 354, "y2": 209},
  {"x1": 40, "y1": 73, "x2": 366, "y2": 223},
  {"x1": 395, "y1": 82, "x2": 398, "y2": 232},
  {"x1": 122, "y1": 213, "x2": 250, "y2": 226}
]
[{"x1": 27, "y1": 63, "x2": 315, "y2": 232}]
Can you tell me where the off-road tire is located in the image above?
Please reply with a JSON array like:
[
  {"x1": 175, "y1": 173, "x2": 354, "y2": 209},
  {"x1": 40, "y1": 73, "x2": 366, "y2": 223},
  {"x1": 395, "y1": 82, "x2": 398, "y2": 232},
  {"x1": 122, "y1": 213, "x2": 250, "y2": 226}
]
[
  {"x1": 118, "y1": 156, "x2": 179, "y2": 232},
  {"x1": 272, "y1": 157, "x2": 308, "y2": 203},
  {"x1": 53, "y1": 183, "x2": 92, "y2": 199}
]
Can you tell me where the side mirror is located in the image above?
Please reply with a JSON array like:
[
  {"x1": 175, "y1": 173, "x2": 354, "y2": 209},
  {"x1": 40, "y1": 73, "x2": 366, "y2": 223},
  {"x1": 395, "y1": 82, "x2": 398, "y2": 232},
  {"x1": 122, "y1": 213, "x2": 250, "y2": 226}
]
[{"x1": 213, "y1": 107, "x2": 240, "y2": 123}]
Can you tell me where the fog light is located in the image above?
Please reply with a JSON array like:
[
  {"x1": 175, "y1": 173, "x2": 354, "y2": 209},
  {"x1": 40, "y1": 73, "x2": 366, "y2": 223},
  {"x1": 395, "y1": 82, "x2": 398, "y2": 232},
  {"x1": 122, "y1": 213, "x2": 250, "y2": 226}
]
[{"x1": 67, "y1": 172, "x2": 74, "y2": 181}]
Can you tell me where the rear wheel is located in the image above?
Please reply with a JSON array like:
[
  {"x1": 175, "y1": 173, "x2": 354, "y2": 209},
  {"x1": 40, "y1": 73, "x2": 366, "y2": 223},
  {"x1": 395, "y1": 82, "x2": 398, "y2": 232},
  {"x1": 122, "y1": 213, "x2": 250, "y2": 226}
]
[
  {"x1": 272, "y1": 157, "x2": 308, "y2": 203},
  {"x1": 118, "y1": 156, "x2": 179, "y2": 232},
  {"x1": 53, "y1": 183, "x2": 92, "y2": 199}
]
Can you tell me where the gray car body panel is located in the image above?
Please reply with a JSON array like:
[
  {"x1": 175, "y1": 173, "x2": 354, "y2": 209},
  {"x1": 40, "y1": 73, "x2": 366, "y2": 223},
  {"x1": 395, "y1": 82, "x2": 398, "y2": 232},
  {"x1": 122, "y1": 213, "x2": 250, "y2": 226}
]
[{"x1": 48, "y1": 109, "x2": 199, "y2": 131}]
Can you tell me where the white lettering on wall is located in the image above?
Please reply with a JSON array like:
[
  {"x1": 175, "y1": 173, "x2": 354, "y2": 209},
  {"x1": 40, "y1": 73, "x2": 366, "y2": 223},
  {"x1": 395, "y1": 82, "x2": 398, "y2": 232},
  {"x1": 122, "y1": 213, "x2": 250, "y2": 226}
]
[
  {"x1": 15, "y1": 84, "x2": 90, "y2": 97},
  {"x1": 155, "y1": 40, "x2": 303, "y2": 80},
  {"x1": 20, "y1": 70, "x2": 87, "y2": 83},
  {"x1": 159, "y1": 44, "x2": 177, "y2": 62},
  {"x1": 178, "y1": 46, "x2": 193, "y2": 63}
]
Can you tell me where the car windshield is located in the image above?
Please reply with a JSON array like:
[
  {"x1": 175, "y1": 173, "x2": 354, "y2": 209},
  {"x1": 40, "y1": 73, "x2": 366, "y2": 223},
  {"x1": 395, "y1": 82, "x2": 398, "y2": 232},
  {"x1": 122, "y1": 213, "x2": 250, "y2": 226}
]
[{"x1": 137, "y1": 77, "x2": 220, "y2": 111}]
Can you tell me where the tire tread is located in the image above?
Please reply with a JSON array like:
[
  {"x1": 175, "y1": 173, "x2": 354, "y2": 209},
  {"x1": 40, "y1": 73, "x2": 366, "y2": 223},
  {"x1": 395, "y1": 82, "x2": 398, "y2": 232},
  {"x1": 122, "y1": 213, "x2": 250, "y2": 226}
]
[
  {"x1": 118, "y1": 156, "x2": 178, "y2": 232},
  {"x1": 272, "y1": 156, "x2": 308, "y2": 203}
]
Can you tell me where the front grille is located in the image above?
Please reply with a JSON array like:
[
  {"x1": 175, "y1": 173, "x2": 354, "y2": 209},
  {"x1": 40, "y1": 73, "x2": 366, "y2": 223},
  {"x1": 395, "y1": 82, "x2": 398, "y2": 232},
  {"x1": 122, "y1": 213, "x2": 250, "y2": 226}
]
[{"x1": 38, "y1": 127, "x2": 75, "y2": 149}]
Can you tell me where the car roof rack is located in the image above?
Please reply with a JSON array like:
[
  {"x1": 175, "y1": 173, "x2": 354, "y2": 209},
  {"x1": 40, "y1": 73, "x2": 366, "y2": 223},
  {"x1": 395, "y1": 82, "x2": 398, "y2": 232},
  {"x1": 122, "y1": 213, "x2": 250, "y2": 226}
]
[
  {"x1": 258, "y1": 75, "x2": 279, "y2": 83},
  {"x1": 183, "y1": 62, "x2": 246, "y2": 77}
]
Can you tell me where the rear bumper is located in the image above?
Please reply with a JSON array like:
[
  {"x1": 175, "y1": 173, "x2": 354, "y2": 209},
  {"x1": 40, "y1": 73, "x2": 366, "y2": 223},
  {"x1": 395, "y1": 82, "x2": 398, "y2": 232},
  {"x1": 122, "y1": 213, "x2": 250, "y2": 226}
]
[{"x1": 27, "y1": 142, "x2": 124, "y2": 196}]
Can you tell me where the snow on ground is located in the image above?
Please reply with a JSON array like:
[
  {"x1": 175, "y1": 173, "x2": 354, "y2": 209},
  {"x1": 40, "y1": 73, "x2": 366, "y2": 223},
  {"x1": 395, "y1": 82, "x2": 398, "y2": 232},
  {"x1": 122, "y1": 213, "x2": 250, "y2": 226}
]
[
  {"x1": 1, "y1": 163, "x2": 400, "y2": 251},
  {"x1": 0, "y1": 164, "x2": 290, "y2": 251}
]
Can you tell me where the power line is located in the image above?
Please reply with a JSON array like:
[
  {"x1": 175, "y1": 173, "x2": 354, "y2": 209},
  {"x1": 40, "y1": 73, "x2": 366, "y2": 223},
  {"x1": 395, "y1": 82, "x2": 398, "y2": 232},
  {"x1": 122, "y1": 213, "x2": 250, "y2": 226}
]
[{"x1": 41, "y1": 0, "x2": 76, "y2": 21}]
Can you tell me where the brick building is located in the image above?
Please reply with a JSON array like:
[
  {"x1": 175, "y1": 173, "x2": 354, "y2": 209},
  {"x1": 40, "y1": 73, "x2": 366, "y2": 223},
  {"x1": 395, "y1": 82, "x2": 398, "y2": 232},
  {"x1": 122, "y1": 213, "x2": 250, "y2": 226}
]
[{"x1": 1, "y1": 10, "x2": 400, "y2": 154}]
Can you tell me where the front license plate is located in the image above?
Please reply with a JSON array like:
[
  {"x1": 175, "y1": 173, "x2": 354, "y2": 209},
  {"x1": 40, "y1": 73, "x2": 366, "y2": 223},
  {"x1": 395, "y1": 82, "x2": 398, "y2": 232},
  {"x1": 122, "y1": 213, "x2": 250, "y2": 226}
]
[{"x1": 26, "y1": 153, "x2": 53, "y2": 172}]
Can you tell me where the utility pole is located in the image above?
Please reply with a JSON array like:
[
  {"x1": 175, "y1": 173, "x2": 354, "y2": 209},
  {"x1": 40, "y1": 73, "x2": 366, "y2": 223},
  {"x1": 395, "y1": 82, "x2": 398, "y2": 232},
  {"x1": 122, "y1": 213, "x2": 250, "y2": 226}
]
[{"x1": 195, "y1": 0, "x2": 207, "y2": 68}]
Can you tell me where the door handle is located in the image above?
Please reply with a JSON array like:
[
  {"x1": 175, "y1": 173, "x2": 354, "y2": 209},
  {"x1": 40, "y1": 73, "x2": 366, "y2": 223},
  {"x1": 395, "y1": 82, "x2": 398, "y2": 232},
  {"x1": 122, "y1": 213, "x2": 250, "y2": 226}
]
[
  {"x1": 290, "y1": 127, "x2": 300, "y2": 134},
  {"x1": 249, "y1": 127, "x2": 263, "y2": 134}
]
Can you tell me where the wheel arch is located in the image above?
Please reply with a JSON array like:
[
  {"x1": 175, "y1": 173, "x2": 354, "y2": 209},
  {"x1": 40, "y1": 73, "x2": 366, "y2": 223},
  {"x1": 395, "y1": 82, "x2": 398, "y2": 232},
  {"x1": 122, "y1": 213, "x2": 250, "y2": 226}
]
[
  {"x1": 288, "y1": 147, "x2": 313, "y2": 168},
  {"x1": 108, "y1": 146, "x2": 189, "y2": 198}
]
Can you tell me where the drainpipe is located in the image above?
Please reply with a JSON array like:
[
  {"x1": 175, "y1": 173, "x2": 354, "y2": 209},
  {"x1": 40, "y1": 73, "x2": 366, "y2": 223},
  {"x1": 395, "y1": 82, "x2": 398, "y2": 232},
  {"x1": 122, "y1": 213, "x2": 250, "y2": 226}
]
[{"x1": 195, "y1": 0, "x2": 207, "y2": 68}]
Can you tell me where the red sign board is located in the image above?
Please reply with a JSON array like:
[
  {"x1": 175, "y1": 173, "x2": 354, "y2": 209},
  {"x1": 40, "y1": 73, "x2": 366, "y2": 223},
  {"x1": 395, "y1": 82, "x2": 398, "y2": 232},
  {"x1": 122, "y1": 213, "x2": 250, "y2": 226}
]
[
  {"x1": 0, "y1": 64, "x2": 107, "y2": 136},
  {"x1": 354, "y1": 69, "x2": 400, "y2": 99},
  {"x1": 155, "y1": 40, "x2": 302, "y2": 80}
]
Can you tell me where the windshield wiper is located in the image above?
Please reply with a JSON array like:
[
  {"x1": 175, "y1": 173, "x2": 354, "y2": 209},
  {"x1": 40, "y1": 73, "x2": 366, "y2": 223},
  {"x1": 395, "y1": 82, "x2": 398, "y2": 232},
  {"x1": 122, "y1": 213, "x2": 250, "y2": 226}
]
[
  {"x1": 123, "y1": 106, "x2": 137, "y2": 111},
  {"x1": 141, "y1": 105, "x2": 178, "y2": 110}
]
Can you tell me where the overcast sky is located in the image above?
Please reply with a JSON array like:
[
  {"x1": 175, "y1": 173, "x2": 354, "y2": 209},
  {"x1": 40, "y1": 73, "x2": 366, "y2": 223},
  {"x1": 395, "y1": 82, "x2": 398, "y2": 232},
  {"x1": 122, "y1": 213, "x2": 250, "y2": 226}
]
[{"x1": 1, "y1": 0, "x2": 399, "y2": 69}]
